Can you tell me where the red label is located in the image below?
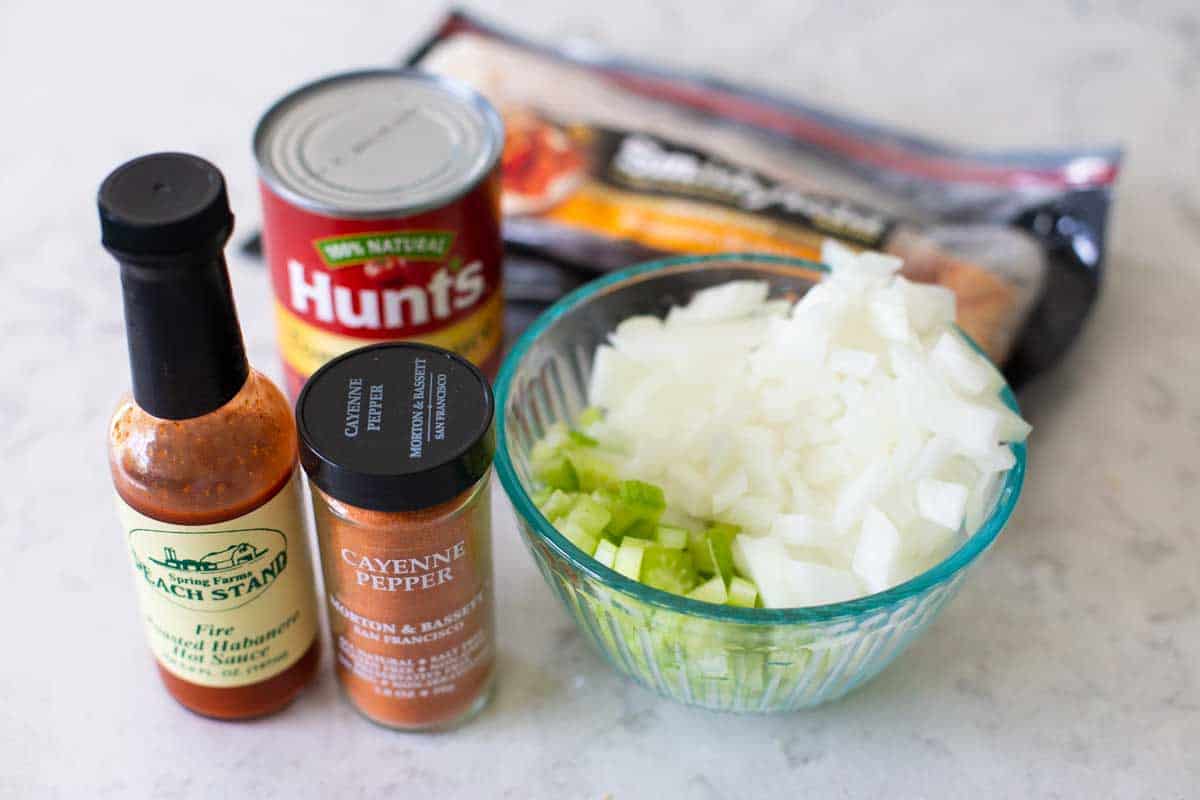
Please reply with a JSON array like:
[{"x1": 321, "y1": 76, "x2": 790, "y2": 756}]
[{"x1": 260, "y1": 174, "x2": 503, "y2": 342}]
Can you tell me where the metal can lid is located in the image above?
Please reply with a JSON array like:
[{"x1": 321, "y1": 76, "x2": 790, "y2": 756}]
[{"x1": 254, "y1": 69, "x2": 504, "y2": 219}]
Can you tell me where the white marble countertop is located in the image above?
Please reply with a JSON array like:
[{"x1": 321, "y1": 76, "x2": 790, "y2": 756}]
[{"x1": 2, "y1": 0, "x2": 1197, "y2": 797}]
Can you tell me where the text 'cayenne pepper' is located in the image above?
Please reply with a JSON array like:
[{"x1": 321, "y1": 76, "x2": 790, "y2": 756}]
[{"x1": 297, "y1": 343, "x2": 497, "y2": 730}]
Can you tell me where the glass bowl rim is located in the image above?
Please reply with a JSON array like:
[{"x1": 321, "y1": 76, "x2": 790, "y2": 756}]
[{"x1": 494, "y1": 252, "x2": 1026, "y2": 624}]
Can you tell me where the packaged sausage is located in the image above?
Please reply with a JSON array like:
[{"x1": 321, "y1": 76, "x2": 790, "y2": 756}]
[{"x1": 407, "y1": 11, "x2": 1121, "y2": 386}]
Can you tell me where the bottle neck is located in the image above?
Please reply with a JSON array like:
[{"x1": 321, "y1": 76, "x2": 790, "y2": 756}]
[{"x1": 117, "y1": 249, "x2": 249, "y2": 420}]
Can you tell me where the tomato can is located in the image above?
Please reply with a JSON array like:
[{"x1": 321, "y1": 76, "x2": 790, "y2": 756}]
[{"x1": 254, "y1": 69, "x2": 505, "y2": 398}]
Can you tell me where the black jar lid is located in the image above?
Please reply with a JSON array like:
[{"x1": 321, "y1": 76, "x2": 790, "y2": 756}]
[{"x1": 297, "y1": 343, "x2": 495, "y2": 512}]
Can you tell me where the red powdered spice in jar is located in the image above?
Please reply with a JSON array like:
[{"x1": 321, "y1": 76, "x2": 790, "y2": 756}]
[{"x1": 297, "y1": 343, "x2": 496, "y2": 729}]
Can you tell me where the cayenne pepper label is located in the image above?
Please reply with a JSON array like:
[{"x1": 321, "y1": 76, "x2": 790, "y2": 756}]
[{"x1": 316, "y1": 507, "x2": 495, "y2": 723}]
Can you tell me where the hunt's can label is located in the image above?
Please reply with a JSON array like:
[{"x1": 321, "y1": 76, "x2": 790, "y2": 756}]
[{"x1": 254, "y1": 70, "x2": 505, "y2": 398}]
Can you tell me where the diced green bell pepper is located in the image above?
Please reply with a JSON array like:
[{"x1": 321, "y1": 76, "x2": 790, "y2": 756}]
[
  {"x1": 689, "y1": 524, "x2": 739, "y2": 583},
  {"x1": 564, "y1": 496, "x2": 612, "y2": 536},
  {"x1": 568, "y1": 429, "x2": 598, "y2": 448},
  {"x1": 640, "y1": 545, "x2": 699, "y2": 595},
  {"x1": 538, "y1": 489, "x2": 577, "y2": 520},
  {"x1": 566, "y1": 449, "x2": 619, "y2": 492},
  {"x1": 706, "y1": 523, "x2": 738, "y2": 585},
  {"x1": 727, "y1": 576, "x2": 758, "y2": 608},
  {"x1": 593, "y1": 538, "x2": 618, "y2": 568},
  {"x1": 576, "y1": 406, "x2": 604, "y2": 429},
  {"x1": 687, "y1": 576, "x2": 729, "y2": 605},
  {"x1": 534, "y1": 454, "x2": 579, "y2": 491},
  {"x1": 655, "y1": 525, "x2": 689, "y2": 549},
  {"x1": 558, "y1": 519, "x2": 599, "y2": 556},
  {"x1": 614, "y1": 538, "x2": 647, "y2": 580}
]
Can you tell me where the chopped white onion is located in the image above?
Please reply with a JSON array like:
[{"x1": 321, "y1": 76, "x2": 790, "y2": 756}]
[
  {"x1": 917, "y1": 478, "x2": 969, "y2": 531},
  {"x1": 930, "y1": 331, "x2": 992, "y2": 395},
  {"x1": 829, "y1": 348, "x2": 879, "y2": 378},
  {"x1": 853, "y1": 507, "x2": 902, "y2": 593},
  {"x1": 588, "y1": 246, "x2": 1030, "y2": 607},
  {"x1": 786, "y1": 561, "x2": 863, "y2": 606}
]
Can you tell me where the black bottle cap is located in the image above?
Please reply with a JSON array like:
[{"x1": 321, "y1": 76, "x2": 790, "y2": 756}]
[
  {"x1": 297, "y1": 343, "x2": 495, "y2": 512},
  {"x1": 99, "y1": 153, "x2": 249, "y2": 419},
  {"x1": 99, "y1": 152, "x2": 233, "y2": 258}
]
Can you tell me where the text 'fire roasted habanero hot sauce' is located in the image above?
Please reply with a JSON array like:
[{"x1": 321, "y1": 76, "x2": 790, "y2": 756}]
[
  {"x1": 101, "y1": 153, "x2": 321, "y2": 719},
  {"x1": 296, "y1": 343, "x2": 497, "y2": 730}
]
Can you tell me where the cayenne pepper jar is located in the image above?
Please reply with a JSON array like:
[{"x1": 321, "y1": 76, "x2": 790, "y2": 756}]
[
  {"x1": 296, "y1": 343, "x2": 497, "y2": 729},
  {"x1": 101, "y1": 153, "x2": 321, "y2": 719}
]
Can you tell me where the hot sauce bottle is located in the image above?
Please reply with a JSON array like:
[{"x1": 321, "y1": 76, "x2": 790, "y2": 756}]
[{"x1": 101, "y1": 153, "x2": 320, "y2": 719}]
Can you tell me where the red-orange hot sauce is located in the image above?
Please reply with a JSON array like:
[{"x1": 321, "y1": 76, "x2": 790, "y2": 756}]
[
  {"x1": 101, "y1": 153, "x2": 321, "y2": 719},
  {"x1": 109, "y1": 373, "x2": 320, "y2": 718}
]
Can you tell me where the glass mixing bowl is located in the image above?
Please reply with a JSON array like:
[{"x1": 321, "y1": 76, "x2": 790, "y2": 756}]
[{"x1": 494, "y1": 253, "x2": 1026, "y2": 712}]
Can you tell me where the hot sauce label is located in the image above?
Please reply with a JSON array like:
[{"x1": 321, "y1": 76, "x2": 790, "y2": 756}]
[
  {"x1": 116, "y1": 471, "x2": 319, "y2": 688},
  {"x1": 260, "y1": 177, "x2": 505, "y2": 397}
]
